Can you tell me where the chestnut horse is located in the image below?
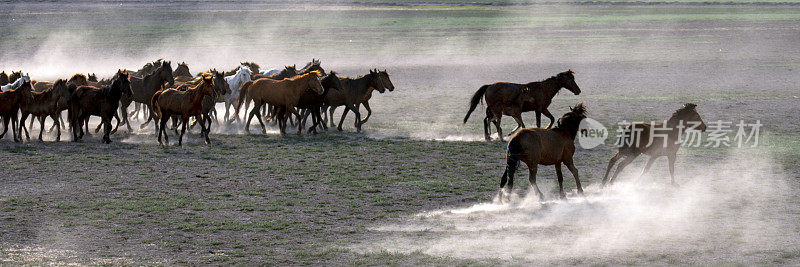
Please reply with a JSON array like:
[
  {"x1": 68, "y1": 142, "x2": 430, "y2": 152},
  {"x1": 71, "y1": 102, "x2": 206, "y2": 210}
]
[
  {"x1": 235, "y1": 71, "x2": 324, "y2": 135},
  {"x1": 464, "y1": 70, "x2": 582, "y2": 142},
  {"x1": 499, "y1": 103, "x2": 587, "y2": 201},
  {"x1": 0, "y1": 81, "x2": 32, "y2": 142},
  {"x1": 152, "y1": 75, "x2": 215, "y2": 146},
  {"x1": 69, "y1": 70, "x2": 131, "y2": 143},
  {"x1": 18, "y1": 79, "x2": 73, "y2": 141},
  {"x1": 602, "y1": 103, "x2": 708, "y2": 187}
]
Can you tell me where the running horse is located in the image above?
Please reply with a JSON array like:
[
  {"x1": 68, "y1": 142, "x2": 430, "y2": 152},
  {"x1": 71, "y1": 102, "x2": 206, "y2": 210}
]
[
  {"x1": 601, "y1": 103, "x2": 708, "y2": 187},
  {"x1": 464, "y1": 70, "x2": 582, "y2": 142}
]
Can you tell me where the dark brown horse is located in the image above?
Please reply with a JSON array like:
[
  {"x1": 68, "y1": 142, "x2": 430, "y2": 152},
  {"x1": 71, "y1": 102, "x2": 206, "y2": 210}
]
[
  {"x1": 601, "y1": 103, "x2": 708, "y2": 187},
  {"x1": 298, "y1": 59, "x2": 325, "y2": 75},
  {"x1": 499, "y1": 103, "x2": 587, "y2": 201},
  {"x1": 464, "y1": 70, "x2": 582, "y2": 142},
  {"x1": 9, "y1": 71, "x2": 22, "y2": 84},
  {"x1": 88, "y1": 73, "x2": 98, "y2": 82},
  {"x1": 323, "y1": 70, "x2": 385, "y2": 132},
  {"x1": 69, "y1": 70, "x2": 131, "y2": 143},
  {"x1": 297, "y1": 71, "x2": 343, "y2": 133},
  {"x1": 174, "y1": 62, "x2": 192, "y2": 77},
  {"x1": 0, "y1": 71, "x2": 8, "y2": 86},
  {"x1": 121, "y1": 61, "x2": 174, "y2": 130},
  {"x1": 18, "y1": 79, "x2": 73, "y2": 141},
  {"x1": 152, "y1": 75, "x2": 215, "y2": 146},
  {"x1": 235, "y1": 71, "x2": 324, "y2": 135},
  {"x1": 251, "y1": 65, "x2": 297, "y2": 80},
  {"x1": 0, "y1": 81, "x2": 32, "y2": 142}
]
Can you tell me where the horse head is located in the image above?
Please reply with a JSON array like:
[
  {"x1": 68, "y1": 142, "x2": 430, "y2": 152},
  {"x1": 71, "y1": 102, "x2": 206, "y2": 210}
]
[
  {"x1": 378, "y1": 69, "x2": 394, "y2": 92},
  {"x1": 368, "y1": 69, "x2": 385, "y2": 93},
  {"x1": 556, "y1": 102, "x2": 587, "y2": 132},
  {"x1": 673, "y1": 103, "x2": 707, "y2": 132},
  {"x1": 116, "y1": 70, "x2": 132, "y2": 97},
  {"x1": 558, "y1": 69, "x2": 581, "y2": 95},
  {"x1": 323, "y1": 71, "x2": 343, "y2": 93},
  {"x1": 306, "y1": 71, "x2": 325, "y2": 96},
  {"x1": 212, "y1": 70, "x2": 229, "y2": 96},
  {"x1": 200, "y1": 74, "x2": 216, "y2": 96},
  {"x1": 161, "y1": 61, "x2": 175, "y2": 87}
]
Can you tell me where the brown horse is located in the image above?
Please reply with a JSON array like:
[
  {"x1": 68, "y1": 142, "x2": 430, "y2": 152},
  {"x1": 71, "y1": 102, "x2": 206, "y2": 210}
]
[
  {"x1": 169, "y1": 70, "x2": 229, "y2": 134},
  {"x1": 18, "y1": 79, "x2": 73, "y2": 141},
  {"x1": 69, "y1": 70, "x2": 131, "y2": 143},
  {"x1": 120, "y1": 61, "x2": 174, "y2": 130},
  {"x1": 88, "y1": 73, "x2": 98, "y2": 82},
  {"x1": 601, "y1": 103, "x2": 708, "y2": 187},
  {"x1": 464, "y1": 70, "x2": 582, "y2": 142},
  {"x1": 0, "y1": 81, "x2": 32, "y2": 142},
  {"x1": 323, "y1": 70, "x2": 385, "y2": 132},
  {"x1": 9, "y1": 71, "x2": 22, "y2": 84},
  {"x1": 68, "y1": 73, "x2": 89, "y2": 86},
  {"x1": 152, "y1": 75, "x2": 215, "y2": 146},
  {"x1": 235, "y1": 71, "x2": 324, "y2": 135},
  {"x1": 174, "y1": 62, "x2": 192, "y2": 78},
  {"x1": 0, "y1": 71, "x2": 8, "y2": 86},
  {"x1": 499, "y1": 103, "x2": 587, "y2": 201}
]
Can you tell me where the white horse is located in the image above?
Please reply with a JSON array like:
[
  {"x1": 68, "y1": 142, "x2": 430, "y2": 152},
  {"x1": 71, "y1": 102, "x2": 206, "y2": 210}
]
[
  {"x1": 261, "y1": 68, "x2": 281, "y2": 77},
  {"x1": 1, "y1": 75, "x2": 30, "y2": 92},
  {"x1": 224, "y1": 65, "x2": 251, "y2": 122}
]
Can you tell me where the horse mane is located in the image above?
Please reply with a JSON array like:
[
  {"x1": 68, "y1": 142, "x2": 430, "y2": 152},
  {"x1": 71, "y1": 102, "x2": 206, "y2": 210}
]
[
  {"x1": 671, "y1": 103, "x2": 697, "y2": 119},
  {"x1": 70, "y1": 73, "x2": 86, "y2": 81},
  {"x1": 299, "y1": 58, "x2": 321, "y2": 73},
  {"x1": 287, "y1": 71, "x2": 320, "y2": 82},
  {"x1": 554, "y1": 102, "x2": 587, "y2": 130}
]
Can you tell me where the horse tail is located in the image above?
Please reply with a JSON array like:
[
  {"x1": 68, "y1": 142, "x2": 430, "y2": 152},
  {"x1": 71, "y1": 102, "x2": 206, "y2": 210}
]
[
  {"x1": 463, "y1": 84, "x2": 489, "y2": 124},
  {"x1": 234, "y1": 80, "x2": 253, "y2": 118},
  {"x1": 502, "y1": 135, "x2": 522, "y2": 187},
  {"x1": 151, "y1": 91, "x2": 163, "y2": 119}
]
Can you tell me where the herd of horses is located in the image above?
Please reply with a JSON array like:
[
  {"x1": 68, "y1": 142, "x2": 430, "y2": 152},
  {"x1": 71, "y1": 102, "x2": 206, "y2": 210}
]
[
  {"x1": 462, "y1": 70, "x2": 708, "y2": 200},
  {"x1": 0, "y1": 59, "x2": 395, "y2": 146},
  {"x1": 0, "y1": 61, "x2": 709, "y2": 200}
]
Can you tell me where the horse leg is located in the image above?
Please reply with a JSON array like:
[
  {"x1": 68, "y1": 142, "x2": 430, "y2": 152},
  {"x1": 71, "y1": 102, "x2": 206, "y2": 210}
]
[
  {"x1": 337, "y1": 106, "x2": 349, "y2": 132},
  {"x1": 245, "y1": 104, "x2": 257, "y2": 133},
  {"x1": 255, "y1": 104, "x2": 268, "y2": 134},
  {"x1": 102, "y1": 116, "x2": 112, "y2": 144},
  {"x1": 11, "y1": 115, "x2": 20, "y2": 142},
  {"x1": 158, "y1": 116, "x2": 168, "y2": 146},
  {"x1": 555, "y1": 163, "x2": 566, "y2": 199},
  {"x1": 38, "y1": 116, "x2": 46, "y2": 141},
  {"x1": 564, "y1": 159, "x2": 583, "y2": 196},
  {"x1": 609, "y1": 156, "x2": 635, "y2": 185},
  {"x1": 350, "y1": 104, "x2": 362, "y2": 132},
  {"x1": 0, "y1": 117, "x2": 9, "y2": 140},
  {"x1": 493, "y1": 116, "x2": 504, "y2": 142},
  {"x1": 483, "y1": 111, "x2": 491, "y2": 141},
  {"x1": 542, "y1": 109, "x2": 556, "y2": 129},
  {"x1": 528, "y1": 164, "x2": 545, "y2": 201},
  {"x1": 359, "y1": 101, "x2": 373, "y2": 126},
  {"x1": 18, "y1": 113, "x2": 30, "y2": 141},
  {"x1": 53, "y1": 114, "x2": 61, "y2": 142},
  {"x1": 120, "y1": 105, "x2": 132, "y2": 133},
  {"x1": 601, "y1": 152, "x2": 621, "y2": 187},
  {"x1": 668, "y1": 154, "x2": 679, "y2": 187},
  {"x1": 329, "y1": 106, "x2": 338, "y2": 128},
  {"x1": 201, "y1": 114, "x2": 211, "y2": 144},
  {"x1": 509, "y1": 114, "x2": 525, "y2": 136},
  {"x1": 110, "y1": 112, "x2": 121, "y2": 134},
  {"x1": 178, "y1": 116, "x2": 188, "y2": 146},
  {"x1": 634, "y1": 156, "x2": 659, "y2": 184},
  {"x1": 535, "y1": 111, "x2": 542, "y2": 128}
]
